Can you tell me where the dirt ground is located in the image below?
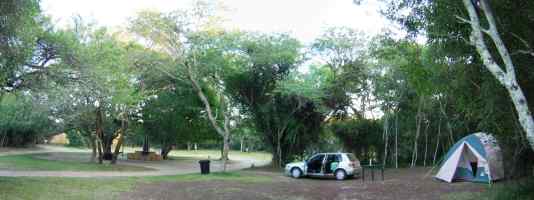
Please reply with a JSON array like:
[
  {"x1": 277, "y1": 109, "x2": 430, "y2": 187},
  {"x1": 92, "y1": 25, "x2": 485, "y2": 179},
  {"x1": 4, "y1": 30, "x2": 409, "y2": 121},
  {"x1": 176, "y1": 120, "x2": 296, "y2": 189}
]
[{"x1": 119, "y1": 167, "x2": 487, "y2": 200}]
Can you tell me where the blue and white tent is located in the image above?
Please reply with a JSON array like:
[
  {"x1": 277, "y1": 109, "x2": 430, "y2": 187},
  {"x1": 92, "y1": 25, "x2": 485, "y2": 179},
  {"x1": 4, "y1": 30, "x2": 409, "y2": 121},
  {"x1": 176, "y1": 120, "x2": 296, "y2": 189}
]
[{"x1": 435, "y1": 132, "x2": 504, "y2": 183}]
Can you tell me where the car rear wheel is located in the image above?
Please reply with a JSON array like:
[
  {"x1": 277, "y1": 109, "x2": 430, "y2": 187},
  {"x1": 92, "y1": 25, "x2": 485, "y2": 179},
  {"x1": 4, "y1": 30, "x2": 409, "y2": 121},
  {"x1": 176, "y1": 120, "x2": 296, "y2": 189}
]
[
  {"x1": 291, "y1": 168, "x2": 302, "y2": 178},
  {"x1": 335, "y1": 169, "x2": 346, "y2": 180}
]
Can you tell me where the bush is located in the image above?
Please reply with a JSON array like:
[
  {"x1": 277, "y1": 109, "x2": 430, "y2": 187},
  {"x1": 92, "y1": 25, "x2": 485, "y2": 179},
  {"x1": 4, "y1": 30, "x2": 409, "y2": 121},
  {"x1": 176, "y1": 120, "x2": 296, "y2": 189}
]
[
  {"x1": 65, "y1": 130, "x2": 86, "y2": 147},
  {"x1": 0, "y1": 93, "x2": 51, "y2": 147}
]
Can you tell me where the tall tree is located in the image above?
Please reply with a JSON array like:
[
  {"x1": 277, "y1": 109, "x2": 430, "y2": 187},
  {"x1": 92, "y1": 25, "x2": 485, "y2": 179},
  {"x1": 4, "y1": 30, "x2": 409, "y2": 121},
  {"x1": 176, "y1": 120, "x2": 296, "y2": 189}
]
[
  {"x1": 459, "y1": 0, "x2": 534, "y2": 150},
  {"x1": 128, "y1": 2, "x2": 237, "y2": 171},
  {"x1": 225, "y1": 33, "x2": 324, "y2": 167},
  {"x1": 0, "y1": 0, "x2": 42, "y2": 91}
]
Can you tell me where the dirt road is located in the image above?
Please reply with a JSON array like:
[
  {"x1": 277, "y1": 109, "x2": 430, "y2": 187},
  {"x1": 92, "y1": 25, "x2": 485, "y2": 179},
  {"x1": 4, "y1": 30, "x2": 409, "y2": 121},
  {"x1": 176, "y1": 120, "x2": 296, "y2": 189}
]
[{"x1": 120, "y1": 167, "x2": 487, "y2": 200}]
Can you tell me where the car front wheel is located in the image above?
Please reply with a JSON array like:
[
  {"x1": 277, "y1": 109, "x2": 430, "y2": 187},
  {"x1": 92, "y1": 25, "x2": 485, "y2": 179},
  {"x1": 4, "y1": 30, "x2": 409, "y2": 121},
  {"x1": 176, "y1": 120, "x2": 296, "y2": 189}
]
[
  {"x1": 335, "y1": 169, "x2": 346, "y2": 180},
  {"x1": 291, "y1": 168, "x2": 302, "y2": 178}
]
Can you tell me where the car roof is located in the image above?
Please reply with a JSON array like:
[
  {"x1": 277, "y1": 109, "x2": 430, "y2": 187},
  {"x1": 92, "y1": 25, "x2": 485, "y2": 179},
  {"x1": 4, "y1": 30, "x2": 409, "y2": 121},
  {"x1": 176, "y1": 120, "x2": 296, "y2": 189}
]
[{"x1": 316, "y1": 152, "x2": 350, "y2": 155}]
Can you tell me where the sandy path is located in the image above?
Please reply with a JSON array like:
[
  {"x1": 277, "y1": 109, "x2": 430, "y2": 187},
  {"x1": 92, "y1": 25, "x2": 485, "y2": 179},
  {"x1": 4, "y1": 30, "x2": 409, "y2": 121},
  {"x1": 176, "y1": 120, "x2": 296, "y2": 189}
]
[{"x1": 0, "y1": 145, "x2": 270, "y2": 178}]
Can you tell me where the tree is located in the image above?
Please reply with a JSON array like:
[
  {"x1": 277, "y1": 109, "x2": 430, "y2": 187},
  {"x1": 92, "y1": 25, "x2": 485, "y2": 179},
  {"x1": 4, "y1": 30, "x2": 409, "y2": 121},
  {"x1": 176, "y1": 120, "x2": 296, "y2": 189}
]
[
  {"x1": 224, "y1": 33, "x2": 326, "y2": 167},
  {"x1": 312, "y1": 27, "x2": 371, "y2": 119},
  {"x1": 0, "y1": 0, "x2": 42, "y2": 91},
  {"x1": 379, "y1": 0, "x2": 534, "y2": 172},
  {"x1": 44, "y1": 20, "x2": 145, "y2": 164},
  {"x1": 459, "y1": 0, "x2": 534, "y2": 151},
  {"x1": 128, "y1": 3, "x2": 238, "y2": 171},
  {"x1": 141, "y1": 75, "x2": 216, "y2": 159}
]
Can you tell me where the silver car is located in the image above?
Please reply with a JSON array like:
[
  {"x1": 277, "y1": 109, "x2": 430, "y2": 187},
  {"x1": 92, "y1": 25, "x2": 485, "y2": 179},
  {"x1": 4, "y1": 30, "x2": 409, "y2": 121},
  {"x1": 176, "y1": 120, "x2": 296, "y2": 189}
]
[{"x1": 284, "y1": 152, "x2": 361, "y2": 180}]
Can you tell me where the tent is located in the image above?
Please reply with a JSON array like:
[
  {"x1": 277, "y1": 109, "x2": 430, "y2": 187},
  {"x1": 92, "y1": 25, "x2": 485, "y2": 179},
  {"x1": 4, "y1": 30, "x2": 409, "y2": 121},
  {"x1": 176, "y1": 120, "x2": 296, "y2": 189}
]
[{"x1": 435, "y1": 132, "x2": 504, "y2": 183}]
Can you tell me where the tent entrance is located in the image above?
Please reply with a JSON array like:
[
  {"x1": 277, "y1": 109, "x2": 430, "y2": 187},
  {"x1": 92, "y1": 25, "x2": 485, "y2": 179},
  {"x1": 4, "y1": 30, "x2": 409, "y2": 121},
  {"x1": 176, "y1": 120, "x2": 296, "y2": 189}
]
[
  {"x1": 470, "y1": 162, "x2": 477, "y2": 177},
  {"x1": 453, "y1": 143, "x2": 485, "y2": 181}
]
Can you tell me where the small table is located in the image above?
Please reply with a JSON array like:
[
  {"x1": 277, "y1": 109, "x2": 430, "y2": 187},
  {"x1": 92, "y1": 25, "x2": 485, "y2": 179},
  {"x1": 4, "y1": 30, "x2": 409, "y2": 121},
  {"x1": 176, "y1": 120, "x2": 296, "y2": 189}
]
[{"x1": 361, "y1": 164, "x2": 384, "y2": 182}]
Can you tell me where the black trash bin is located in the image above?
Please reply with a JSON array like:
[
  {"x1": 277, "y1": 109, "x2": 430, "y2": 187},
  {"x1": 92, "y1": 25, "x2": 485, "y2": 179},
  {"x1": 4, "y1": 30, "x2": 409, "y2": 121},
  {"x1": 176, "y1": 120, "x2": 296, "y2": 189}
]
[{"x1": 199, "y1": 160, "x2": 210, "y2": 174}]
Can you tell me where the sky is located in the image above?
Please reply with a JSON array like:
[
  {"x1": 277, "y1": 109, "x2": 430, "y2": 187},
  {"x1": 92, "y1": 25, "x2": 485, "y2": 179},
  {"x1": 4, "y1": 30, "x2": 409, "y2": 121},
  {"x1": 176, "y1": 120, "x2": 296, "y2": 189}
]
[{"x1": 41, "y1": 0, "x2": 395, "y2": 44}]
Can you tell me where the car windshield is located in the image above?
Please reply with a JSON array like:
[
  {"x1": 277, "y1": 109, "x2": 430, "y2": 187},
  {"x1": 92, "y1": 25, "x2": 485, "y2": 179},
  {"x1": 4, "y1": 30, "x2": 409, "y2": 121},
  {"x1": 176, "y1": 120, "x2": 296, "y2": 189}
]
[{"x1": 347, "y1": 153, "x2": 357, "y2": 161}]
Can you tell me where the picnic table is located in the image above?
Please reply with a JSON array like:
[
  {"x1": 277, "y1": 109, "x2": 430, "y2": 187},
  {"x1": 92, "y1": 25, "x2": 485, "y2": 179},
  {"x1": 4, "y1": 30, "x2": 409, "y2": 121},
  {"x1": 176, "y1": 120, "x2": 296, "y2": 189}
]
[{"x1": 361, "y1": 164, "x2": 384, "y2": 182}]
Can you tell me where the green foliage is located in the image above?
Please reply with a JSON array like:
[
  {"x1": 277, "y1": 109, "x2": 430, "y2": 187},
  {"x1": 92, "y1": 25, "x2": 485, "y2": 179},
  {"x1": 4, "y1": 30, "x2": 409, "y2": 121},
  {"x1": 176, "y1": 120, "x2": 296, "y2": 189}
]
[
  {"x1": 223, "y1": 32, "x2": 325, "y2": 166},
  {"x1": 380, "y1": 0, "x2": 534, "y2": 171},
  {"x1": 0, "y1": 0, "x2": 42, "y2": 87},
  {"x1": 65, "y1": 130, "x2": 87, "y2": 147},
  {"x1": 141, "y1": 80, "x2": 217, "y2": 148},
  {"x1": 311, "y1": 27, "x2": 371, "y2": 117},
  {"x1": 0, "y1": 93, "x2": 51, "y2": 147},
  {"x1": 330, "y1": 118, "x2": 383, "y2": 162}
]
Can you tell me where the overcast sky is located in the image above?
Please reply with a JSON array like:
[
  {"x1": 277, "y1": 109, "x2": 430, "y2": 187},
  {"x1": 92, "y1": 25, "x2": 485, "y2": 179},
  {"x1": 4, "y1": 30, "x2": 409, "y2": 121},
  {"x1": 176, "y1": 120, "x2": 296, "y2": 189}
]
[{"x1": 41, "y1": 0, "x2": 395, "y2": 44}]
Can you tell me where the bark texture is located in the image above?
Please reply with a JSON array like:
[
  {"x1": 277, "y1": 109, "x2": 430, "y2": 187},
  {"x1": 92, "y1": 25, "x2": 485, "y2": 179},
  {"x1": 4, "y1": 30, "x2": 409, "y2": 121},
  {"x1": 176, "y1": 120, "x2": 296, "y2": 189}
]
[{"x1": 461, "y1": 0, "x2": 534, "y2": 151}]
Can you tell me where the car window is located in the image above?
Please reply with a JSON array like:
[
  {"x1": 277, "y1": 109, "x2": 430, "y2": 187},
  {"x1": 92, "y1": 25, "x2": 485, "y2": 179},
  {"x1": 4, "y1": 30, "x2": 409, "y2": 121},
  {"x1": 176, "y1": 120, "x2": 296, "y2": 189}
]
[
  {"x1": 326, "y1": 154, "x2": 341, "y2": 162},
  {"x1": 308, "y1": 154, "x2": 325, "y2": 163},
  {"x1": 347, "y1": 153, "x2": 357, "y2": 161}
]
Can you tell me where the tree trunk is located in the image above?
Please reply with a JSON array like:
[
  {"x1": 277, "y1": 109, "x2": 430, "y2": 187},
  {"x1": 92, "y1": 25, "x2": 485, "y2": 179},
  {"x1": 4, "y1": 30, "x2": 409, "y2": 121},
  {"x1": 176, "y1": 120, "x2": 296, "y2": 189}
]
[
  {"x1": 271, "y1": 145, "x2": 281, "y2": 168},
  {"x1": 439, "y1": 100, "x2": 455, "y2": 147},
  {"x1": 90, "y1": 135, "x2": 97, "y2": 163},
  {"x1": 161, "y1": 145, "x2": 173, "y2": 160},
  {"x1": 0, "y1": 132, "x2": 6, "y2": 147},
  {"x1": 221, "y1": 135, "x2": 230, "y2": 171},
  {"x1": 423, "y1": 120, "x2": 429, "y2": 167},
  {"x1": 186, "y1": 62, "x2": 232, "y2": 172},
  {"x1": 433, "y1": 114, "x2": 442, "y2": 165},
  {"x1": 111, "y1": 130, "x2": 123, "y2": 164},
  {"x1": 96, "y1": 138, "x2": 103, "y2": 164},
  {"x1": 240, "y1": 136, "x2": 244, "y2": 152},
  {"x1": 103, "y1": 137, "x2": 113, "y2": 160},
  {"x1": 95, "y1": 106, "x2": 104, "y2": 164},
  {"x1": 462, "y1": 0, "x2": 534, "y2": 150},
  {"x1": 395, "y1": 113, "x2": 399, "y2": 169},
  {"x1": 383, "y1": 112, "x2": 389, "y2": 167},
  {"x1": 111, "y1": 113, "x2": 127, "y2": 164},
  {"x1": 411, "y1": 97, "x2": 424, "y2": 168},
  {"x1": 142, "y1": 134, "x2": 150, "y2": 153}
]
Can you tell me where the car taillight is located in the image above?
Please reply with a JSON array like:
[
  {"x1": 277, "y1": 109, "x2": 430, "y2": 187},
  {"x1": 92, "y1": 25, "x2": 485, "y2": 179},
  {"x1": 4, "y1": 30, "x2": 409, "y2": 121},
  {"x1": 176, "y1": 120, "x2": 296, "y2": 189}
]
[{"x1": 349, "y1": 163, "x2": 355, "y2": 167}]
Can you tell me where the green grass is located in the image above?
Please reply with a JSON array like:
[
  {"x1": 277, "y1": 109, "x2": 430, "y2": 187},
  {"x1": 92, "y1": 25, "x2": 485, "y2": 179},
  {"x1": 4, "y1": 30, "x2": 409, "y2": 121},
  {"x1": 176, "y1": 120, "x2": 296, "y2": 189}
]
[
  {"x1": 444, "y1": 179, "x2": 534, "y2": 200},
  {"x1": 0, "y1": 177, "x2": 136, "y2": 200},
  {"x1": 0, "y1": 154, "x2": 152, "y2": 171},
  {"x1": 167, "y1": 149, "x2": 272, "y2": 161},
  {"x1": 0, "y1": 172, "x2": 273, "y2": 200}
]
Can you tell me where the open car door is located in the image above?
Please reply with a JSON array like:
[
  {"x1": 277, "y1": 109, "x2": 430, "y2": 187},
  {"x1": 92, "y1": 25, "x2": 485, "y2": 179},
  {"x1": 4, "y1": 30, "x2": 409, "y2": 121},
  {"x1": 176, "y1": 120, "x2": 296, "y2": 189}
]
[{"x1": 306, "y1": 154, "x2": 326, "y2": 175}]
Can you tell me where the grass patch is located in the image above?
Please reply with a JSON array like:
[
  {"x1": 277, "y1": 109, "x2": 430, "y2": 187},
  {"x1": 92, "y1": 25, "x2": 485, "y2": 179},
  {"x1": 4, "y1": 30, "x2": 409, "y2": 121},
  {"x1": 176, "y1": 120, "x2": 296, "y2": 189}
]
[
  {"x1": 0, "y1": 154, "x2": 152, "y2": 171},
  {"x1": 168, "y1": 149, "x2": 272, "y2": 161},
  {"x1": 0, "y1": 172, "x2": 274, "y2": 200},
  {"x1": 444, "y1": 179, "x2": 534, "y2": 200},
  {"x1": 0, "y1": 177, "x2": 136, "y2": 200}
]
